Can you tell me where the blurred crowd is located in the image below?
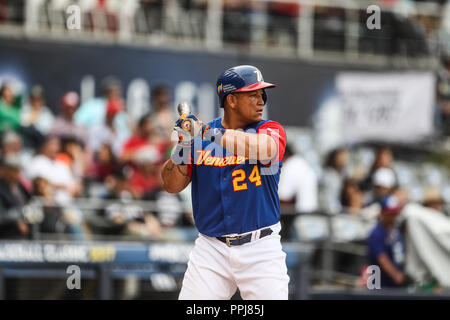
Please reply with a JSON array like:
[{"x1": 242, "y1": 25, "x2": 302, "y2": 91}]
[
  {"x1": 1, "y1": 0, "x2": 449, "y2": 58},
  {"x1": 280, "y1": 143, "x2": 449, "y2": 217},
  {"x1": 0, "y1": 77, "x2": 196, "y2": 241},
  {"x1": 279, "y1": 141, "x2": 449, "y2": 290}
]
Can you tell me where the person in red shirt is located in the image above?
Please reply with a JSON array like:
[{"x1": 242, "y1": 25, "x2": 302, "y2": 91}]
[
  {"x1": 129, "y1": 145, "x2": 163, "y2": 198},
  {"x1": 121, "y1": 113, "x2": 167, "y2": 165}
]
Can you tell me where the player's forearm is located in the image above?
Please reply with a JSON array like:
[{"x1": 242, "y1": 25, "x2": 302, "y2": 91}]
[
  {"x1": 220, "y1": 130, "x2": 277, "y2": 161},
  {"x1": 161, "y1": 158, "x2": 191, "y2": 194}
]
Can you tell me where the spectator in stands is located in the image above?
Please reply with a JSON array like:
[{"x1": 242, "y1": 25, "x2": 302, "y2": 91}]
[
  {"x1": 437, "y1": 93, "x2": 450, "y2": 136},
  {"x1": 55, "y1": 137, "x2": 85, "y2": 192},
  {"x1": 86, "y1": 143, "x2": 119, "y2": 183},
  {"x1": 20, "y1": 85, "x2": 54, "y2": 136},
  {"x1": 99, "y1": 169, "x2": 163, "y2": 239},
  {"x1": 222, "y1": 0, "x2": 251, "y2": 44},
  {"x1": 366, "y1": 167, "x2": 397, "y2": 206},
  {"x1": 0, "y1": 154, "x2": 31, "y2": 239},
  {"x1": 367, "y1": 194, "x2": 407, "y2": 288},
  {"x1": 33, "y1": 177, "x2": 85, "y2": 240},
  {"x1": 50, "y1": 91, "x2": 87, "y2": 146},
  {"x1": 267, "y1": 1, "x2": 300, "y2": 48},
  {"x1": 0, "y1": 82, "x2": 21, "y2": 133},
  {"x1": 121, "y1": 113, "x2": 166, "y2": 164},
  {"x1": 33, "y1": 177, "x2": 64, "y2": 235},
  {"x1": 129, "y1": 145, "x2": 162, "y2": 198},
  {"x1": 149, "y1": 84, "x2": 176, "y2": 144},
  {"x1": 26, "y1": 136, "x2": 79, "y2": 204},
  {"x1": 361, "y1": 146, "x2": 397, "y2": 191},
  {"x1": 319, "y1": 147, "x2": 349, "y2": 214},
  {"x1": 278, "y1": 143, "x2": 318, "y2": 213},
  {"x1": 1, "y1": 130, "x2": 33, "y2": 185},
  {"x1": 313, "y1": 6, "x2": 346, "y2": 52},
  {"x1": 437, "y1": 53, "x2": 450, "y2": 135},
  {"x1": 142, "y1": 186, "x2": 188, "y2": 229},
  {"x1": 422, "y1": 187, "x2": 447, "y2": 216},
  {"x1": 340, "y1": 178, "x2": 364, "y2": 215},
  {"x1": 138, "y1": 0, "x2": 164, "y2": 34},
  {"x1": 75, "y1": 76, "x2": 131, "y2": 141},
  {"x1": 88, "y1": 98, "x2": 127, "y2": 156}
]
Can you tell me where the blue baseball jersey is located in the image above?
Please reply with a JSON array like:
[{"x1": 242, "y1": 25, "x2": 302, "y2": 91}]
[
  {"x1": 186, "y1": 117, "x2": 287, "y2": 237},
  {"x1": 367, "y1": 222, "x2": 405, "y2": 287}
]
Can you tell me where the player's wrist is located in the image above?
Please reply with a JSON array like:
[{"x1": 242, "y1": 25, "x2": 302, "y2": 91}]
[{"x1": 170, "y1": 144, "x2": 191, "y2": 165}]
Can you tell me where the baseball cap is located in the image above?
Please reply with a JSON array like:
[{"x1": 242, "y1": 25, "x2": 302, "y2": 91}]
[
  {"x1": 61, "y1": 91, "x2": 80, "y2": 109},
  {"x1": 373, "y1": 168, "x2": 396, "y2": 188},
  {"x1": 380, "y1": 194, "x2": 403, "y2": 214}
]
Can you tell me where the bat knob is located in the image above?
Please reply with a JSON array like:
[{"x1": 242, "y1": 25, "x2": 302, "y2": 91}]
[{"x1": 177, "y1": 102, "x2": 191, "y2": 116}]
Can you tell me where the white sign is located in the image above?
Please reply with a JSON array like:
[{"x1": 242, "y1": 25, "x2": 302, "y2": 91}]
[{"x1": 336, "y1": 72, "x2": 435, "y2": 144}]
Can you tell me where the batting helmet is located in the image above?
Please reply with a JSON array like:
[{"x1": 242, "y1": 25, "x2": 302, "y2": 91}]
[{"x1": 216, "y1": 65, "x2": 276, "y2": 108}]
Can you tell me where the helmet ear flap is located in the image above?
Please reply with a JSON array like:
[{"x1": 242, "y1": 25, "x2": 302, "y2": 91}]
[{"x1": 262, "y1": 89, "x2": 267, "y2": 104}]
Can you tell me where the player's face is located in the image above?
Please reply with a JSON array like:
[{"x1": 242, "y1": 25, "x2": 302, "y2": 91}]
[{"x1": 234, "y1": 89, "x2": 265, "y2": 123}]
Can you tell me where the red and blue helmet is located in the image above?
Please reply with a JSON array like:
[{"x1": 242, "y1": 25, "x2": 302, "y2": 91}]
[{"x1": 216, "y1": 65, "x2": 276, "y2": 108}]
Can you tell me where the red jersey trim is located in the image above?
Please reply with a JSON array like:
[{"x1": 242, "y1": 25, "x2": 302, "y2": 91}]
[{"x1": 257, "y1": 121, "x2": 286, "y2": 163}]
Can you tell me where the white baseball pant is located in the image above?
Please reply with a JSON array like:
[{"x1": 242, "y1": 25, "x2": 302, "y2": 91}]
[{"x1": 178, "y1": 222, "x2": 290, "y2": 300}]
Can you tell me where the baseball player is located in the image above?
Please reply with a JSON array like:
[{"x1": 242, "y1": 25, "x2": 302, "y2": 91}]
[{"x1": 161, "y1": 65, "x2": 289, "y2": 300}]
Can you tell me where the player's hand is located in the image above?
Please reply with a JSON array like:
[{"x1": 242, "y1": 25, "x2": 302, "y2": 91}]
[
  {"x1": 175, "y1": 114, "x2": 205, "y2": 140},
  {"x1": 173, "y1": 114, "x2": 202, "y2": 147},
  {"x1": 175, "y1": 114, "x2": 226, "y2": 144}
]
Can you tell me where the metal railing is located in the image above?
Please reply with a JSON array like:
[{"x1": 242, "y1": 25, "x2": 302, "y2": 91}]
[{"x1": 0, "y1": 0, "x2": 446, "y2": 68}]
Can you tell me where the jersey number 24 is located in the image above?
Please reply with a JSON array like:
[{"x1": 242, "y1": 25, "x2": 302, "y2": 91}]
[{"x1": 231, "y1": 165, "x2": 262, "y2": 191}]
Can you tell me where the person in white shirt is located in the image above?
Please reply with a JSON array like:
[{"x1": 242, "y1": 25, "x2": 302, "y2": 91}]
[
  {"x1": 319, "y1": 147, "x2": 350, "y2": 214},
  {"x1": 25, "y1": 136, "x2": 78, "y2": 205},
  {"x1": 278, "y1": 144, "x2": 318, "y2": 213},
  {"x1": 88, "y1": 98, "x2": 129, "y2": 156},
  {"x1": 20, "y1": 85, "x2": 54, "y2": 135}
]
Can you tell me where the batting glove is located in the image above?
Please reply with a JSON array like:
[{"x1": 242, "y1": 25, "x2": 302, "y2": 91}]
[{"x1": 175, "y1": 114, "x2": 226, "y2": 144}]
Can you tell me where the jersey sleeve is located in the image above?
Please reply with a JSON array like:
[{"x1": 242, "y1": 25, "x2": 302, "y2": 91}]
[
  {"x1": 257, "y1": 121, "x2": 287, "y2": 162},
  {"x1": 187, "y1": 163, "x2": 192, "y2": 178}
]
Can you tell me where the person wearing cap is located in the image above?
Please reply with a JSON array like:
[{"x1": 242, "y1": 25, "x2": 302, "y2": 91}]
[
  {"x1": 50, "y1": 91, "x2": 88, "y2": 146},
  {"x1": 20, "y1": 85, "x2": 55, "y2": 135},
  {"x1": 422, "y1": 187, "x2": 447, "y2": 215},
  {"x1": 74, "y1": 76, "x2": 131, "y2": 142},
  {"x1": 0, "y1": 154, "x2": 31, "y2": 239},
  {"x1": 367, "y1": 194, "x2": 407, "y2": 288},
  {"x1": 366, "y1": 167, "x2": 397, "y2": 206},
  {"x1": 88, "y1": 98, "x2": 129, "y2": 156}
]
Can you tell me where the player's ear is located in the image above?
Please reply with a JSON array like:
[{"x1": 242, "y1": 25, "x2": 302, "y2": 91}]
[{"x1": 226, "y1": 94, "x2": 237, "y2": 110}]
